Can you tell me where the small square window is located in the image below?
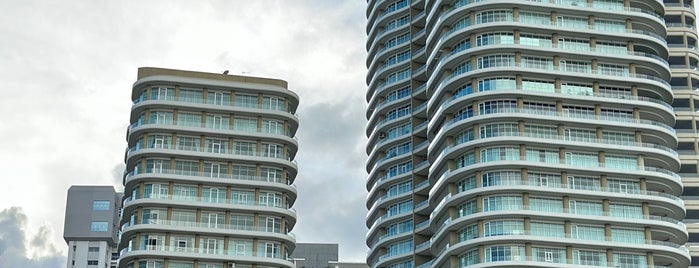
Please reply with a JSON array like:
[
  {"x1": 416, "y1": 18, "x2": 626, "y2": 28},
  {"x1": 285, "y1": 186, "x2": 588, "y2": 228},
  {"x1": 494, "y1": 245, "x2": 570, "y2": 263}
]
[
  {"x1": 88, "y1": 247, "x2": 100, "y2": 252},
  {"x1": 90, "y1": 222, "x2": 108, "y2": 232},
  {"x1": 92, "y1": 201, "x2": 110, "y2": 211},
  {"x1": 87, "y1": 260, "x2": 98, "y2": 266}
]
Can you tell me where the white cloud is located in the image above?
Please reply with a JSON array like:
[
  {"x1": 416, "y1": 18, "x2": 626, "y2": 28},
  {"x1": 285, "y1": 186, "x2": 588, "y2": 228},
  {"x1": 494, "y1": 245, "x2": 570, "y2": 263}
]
[
  {"x1": 0, "y1": 0, "x2": 369, "y2": 264},
  {"x1": 0, "y1": 207, "x2": 64, "y2": 268}
]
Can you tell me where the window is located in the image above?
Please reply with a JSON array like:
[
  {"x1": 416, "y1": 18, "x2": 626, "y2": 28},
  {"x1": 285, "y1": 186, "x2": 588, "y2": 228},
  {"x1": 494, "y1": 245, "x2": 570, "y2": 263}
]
[
  {"x1": 88, "y1": 260, "x2": 99, "y2": 266},
  {"x1": 476, "y1": 10, "x2": 513, "y2": 23},
  {"x1": 90, "y1": 222, "x2": 108, "y2": 232},
  {"x1": 477, "y1": 54, "x2": 515, "y2": 68},
  {"x1": 484, "y1": 220, "x2": 524, "y2": 236},
  {"x1": 569, "y1": 200, "x2": 603, "y2": 216},
  {"x1": 574, "y1": 250, "x2": 606, "y2": 266},
  {"x1": 92, "y1": 201, "x2": 110, "y2": 211},
  {"x1": 483, "y1": 196, "x2": 522, "y2": 211},
  {"x1": 177, "y1": 112, "x2": 202, "y2": 128},
  {"x1": 88, "y1": 247, "x2": 100, "y2": 252},
  {"x1": 459, "y1": 249, "x2": 480, "y2": 266},
  {"x1": 531, "y1": 222, "x2": 565, "y2": 238},
  {"x1": 235, "y1": 94, "x2": 258, "y2": 108}
]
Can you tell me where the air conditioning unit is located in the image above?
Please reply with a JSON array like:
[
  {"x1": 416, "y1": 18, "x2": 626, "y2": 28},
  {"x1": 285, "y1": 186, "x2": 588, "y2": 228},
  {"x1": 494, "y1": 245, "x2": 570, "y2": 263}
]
[{"x1": 228, "y1": 263, "x2": 235, "y2": 268}]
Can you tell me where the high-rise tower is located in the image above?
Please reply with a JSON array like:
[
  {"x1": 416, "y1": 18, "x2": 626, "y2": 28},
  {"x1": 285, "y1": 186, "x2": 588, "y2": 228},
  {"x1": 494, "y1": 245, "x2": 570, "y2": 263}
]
[
  {"x1": 118, "y1": 67, "x2": 299, "y2": 268},
  {"x1": 366, "y1": 0, "x2": 690, "y2": 267}
]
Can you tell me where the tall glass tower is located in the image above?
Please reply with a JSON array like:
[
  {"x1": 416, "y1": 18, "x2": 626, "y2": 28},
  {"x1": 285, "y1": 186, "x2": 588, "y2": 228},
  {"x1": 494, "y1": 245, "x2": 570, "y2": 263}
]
[
  {"x1": 365, "y1": 0, "x2": 692, "y2": 267},
  {"x1": 118, "y1": 67, "x2": 299, "y2": 268}
]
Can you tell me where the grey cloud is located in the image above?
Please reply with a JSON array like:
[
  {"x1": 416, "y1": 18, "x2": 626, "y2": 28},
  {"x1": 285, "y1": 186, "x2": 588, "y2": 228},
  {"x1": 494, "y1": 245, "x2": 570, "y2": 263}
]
[
  {"x1": 291, "y1": 98, "x2": 370, "y2": 261},
  {"x1": 0, "y1": 207, "x2": 64, "y2": 268}
]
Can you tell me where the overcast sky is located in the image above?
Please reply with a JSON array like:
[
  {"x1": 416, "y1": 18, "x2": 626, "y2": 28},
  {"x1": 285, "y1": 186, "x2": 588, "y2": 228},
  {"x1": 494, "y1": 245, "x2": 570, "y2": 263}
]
[{"x1": 0, "y1": 1, "x2": 369, "y2": 267}]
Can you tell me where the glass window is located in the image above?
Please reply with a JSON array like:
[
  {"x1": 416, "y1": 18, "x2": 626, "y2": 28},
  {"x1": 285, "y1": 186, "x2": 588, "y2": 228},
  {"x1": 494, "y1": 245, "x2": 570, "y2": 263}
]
[
  {"x1": 568, "y1": 176, "x2": 600, "y2": 190},
  {"x1": 530, "y1": 197, "x2": 563, "y2": 212},
  {"x1": 526, "y1": 148, "x2": 559, "y2": 163},
  {"x1": 456, "y1": 176, "x2": 477, "y2": 192},
  {"x1": 531, "y1": 222, "x2": 565, "y2": 237},
  {"x1": 519, "y1": 12, "x2": 551, "y2": 25},
  {"x1": 233, "y1": 117, "x2": 257, "y2": 132},
  {"x1": 614, "y1": 253, "x2": 647, "y2": 267},
  {"x1": 533, "y1": 247, "x2": 565, "y2": 263},
  {"x1": 476, "y1": 32, "x2": 514, "y2": 46},
  {"x1": 206, "y1": 90, "x2": 230, "y2": 106},
  {"x1": 569, "y1": 200, "x2": 603, "y2": 216},
  {"x1": 609, "y1": 203, "x2": 643, "y2": 219},
  {"x1": 92, "y1": 200, "x2": 110, "y2": 211},
  {"x1": 557, "y1": 16, "x2": 589, "y2": 29},
  {"x1": 565, "y1": 152, "x2": 598, "y2": 167},
  {"x1": 235, "y1": 94, "x2": 258, "y2": 108},
  {"x1": 571, "y1": 224, "x2": 605, "y2": 240},
  {"x1": 177, "y1": 112, "x2": 202, "y2": 128},
  {"x1": 90, "y1": 222, "x2": 108, "y2": 232},
  {"x1": 458, "y1": 224, "x2": 479, "y2": 242},
  {"x1": 485, "y1": 245, "x2": 524, "y2": 262},
  {"x1": 476, "y1": 10, "x2": 513, "y2": 24},
  {"x1": 150, "y1": 87, "x2": 174, "y2": 101},
  {"x1": 459, "y1": 249, "x2": 480, "y2": 266},
  {"x1": 522, "y1": 56, "x2": 553, "y2": 70},
  {"x1": 574, "y1": 250, "x2": 606, "y2": 266},
  {"x1": 481, "y1": 147, "x2": 520, "y2": 162},
  {"x1": 611, "y1": 228, "x2": 645, "y2": 243},
  {"x1": 482, "y1": 171, "x2": 521, "y2": 186},
  {"x1": 477, "y1": 54, "x2": 515, "y2": 69},
  {"x1": 483, "y1": 196, "x2": 522, "y2": 211},
  {"x1": 481, "y1": 123, "x2": 518, "y2": 138},
  {"x1": 484, "y1": 220, "x2": 524, "y2": 236},
  {"x1": 478, "y1": 77, "x2": 516, "y2": 91},
  {"x1": 561, "y1": 83, "x2": 593, "y2": 95},
  {"x1": 521, "y1": 79, "x2": 554, "y2": 92},
  {"x1": 519, "y1": 34, "x2": 552, "y2": 47},
  {"x1": 178, "y1": 89, "x2": 202, "y2": 103},
  {"x1": 595, "y1": 19, "x2": 626, "y2": 32}
]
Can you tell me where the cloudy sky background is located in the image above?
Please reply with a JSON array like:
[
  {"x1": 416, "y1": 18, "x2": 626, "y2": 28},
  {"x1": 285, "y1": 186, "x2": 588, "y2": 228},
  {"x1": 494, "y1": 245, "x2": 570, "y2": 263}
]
[{"x1": 0, "y1": 1, "x2": 369, "y2": 267}]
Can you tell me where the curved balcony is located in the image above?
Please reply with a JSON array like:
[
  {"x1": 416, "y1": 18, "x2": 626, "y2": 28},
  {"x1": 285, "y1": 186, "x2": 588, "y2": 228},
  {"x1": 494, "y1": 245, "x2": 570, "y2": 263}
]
[
  {"x1": 429, "y1": 84, "x2": 673, "y2": 124},
  {"x1": 119, "y1": 245, "x2": 294, "y2": 268},
  {"x1": 125, "y1": 144, "x2": 298, "y2": 174},
  {"x1": 121, "y1": 195, "x2": 297, "y2": 227},
  {"x1": 126, "y1": 121, "x2": 297, "y2": 149},
  {"x1": 123, "y1": 169, "x2": 297, "y2": 201},
  {"x1": 426, "y1": 0, "x2": 667, "y2": 52},
  {"x1": 121, "y1": 220, "x2": 296, "y2": 245},
  {"x1": 430, "y1": 110, "x2": 677, "y2": 163},
  {"x1": 431, "y1": 208, "x2": 687, "y2": 252},
  {"x1": 430, "y1": 132, "x2": 679, "y2": 177},
  {"x1": 431, "y1": 234, "x2": 689, "y2": 268},
  {"x1": 130, "y1": 97, "x2": 298, "y2": 127}
]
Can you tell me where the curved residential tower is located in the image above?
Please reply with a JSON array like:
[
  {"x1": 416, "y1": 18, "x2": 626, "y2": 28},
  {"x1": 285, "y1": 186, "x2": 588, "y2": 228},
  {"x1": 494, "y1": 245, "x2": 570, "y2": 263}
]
[
  {"x1": 366, "y1": 0, "x2": 690, "y2": 267},
  {"x1": 119, "y1": 67, "x2": 299, "y2": 268}
]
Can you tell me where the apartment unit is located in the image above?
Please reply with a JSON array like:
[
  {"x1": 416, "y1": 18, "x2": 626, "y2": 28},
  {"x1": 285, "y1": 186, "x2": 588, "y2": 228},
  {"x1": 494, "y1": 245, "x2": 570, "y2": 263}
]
[
  {"x1": 118, "y1": 67, "x2": 299, "y2": 268},
  {"x1": 366, "y1": 0, "x2": 692, "y2": 267},
  {"x1": 64, "y1": 185, "x2": 122, "y2": 268}
]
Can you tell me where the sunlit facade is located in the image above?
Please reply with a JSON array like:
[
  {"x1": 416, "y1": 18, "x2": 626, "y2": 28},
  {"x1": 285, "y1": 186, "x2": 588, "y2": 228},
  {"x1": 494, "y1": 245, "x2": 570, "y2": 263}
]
[
  {"x1": 118, "y1": 67, "x2": 299, "y2": 268},
  {"x1": 365, "y1": 0, "x2": 691, "y2": 267}
]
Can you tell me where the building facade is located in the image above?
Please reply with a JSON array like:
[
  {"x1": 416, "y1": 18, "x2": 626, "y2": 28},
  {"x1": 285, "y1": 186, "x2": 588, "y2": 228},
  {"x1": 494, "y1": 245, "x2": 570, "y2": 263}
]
[
  {"x1": 64, "y1": 185, "x2": 122, "y2": 268},
  {"x1": 118, "y1": 67, "x2": 299, "y2": 268},
  {"x1": 290, "y1": 243, "x2": 369, "y2": 268},
  {"x1": 366, "y1": 0, "x2": 692, "y2": 267}
]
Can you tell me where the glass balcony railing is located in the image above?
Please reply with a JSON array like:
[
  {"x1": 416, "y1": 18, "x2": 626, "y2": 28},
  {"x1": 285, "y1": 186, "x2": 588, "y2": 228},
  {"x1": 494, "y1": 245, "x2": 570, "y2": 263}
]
[
  {"x1": 440, "y1": 106, "x2": 675, "y2": 135},
  {"x1": 124, "y1": 168, "x2": 295, "y2": 187},
  {"x1": 432, "y1": 200, "x2": 684, "y2": 236},
  {"x1": 119, "y1": 245, "x2": 292, "y2": 263},
  {"x1": 133, "y1": 95, "x2": 296, "y2": 116},
  {"x1": 127, "y1": 143, "x2": 294, "y2": 162},
  {"x1": 122, "y1": 194, "x2": 296, "y2": 212},
  {"x1": 121, "y1": 219, "x2": 294, "y2": 237}
]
